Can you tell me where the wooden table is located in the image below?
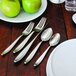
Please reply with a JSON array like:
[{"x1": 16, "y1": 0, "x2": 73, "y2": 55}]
[{"x1": 0, "y1": 1, "x2": 76, "y2": 76}]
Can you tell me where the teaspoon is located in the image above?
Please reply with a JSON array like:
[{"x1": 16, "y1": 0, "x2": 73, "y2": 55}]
[{"x1": 34, "y1": 33, "x2": 60, "y2": 67}]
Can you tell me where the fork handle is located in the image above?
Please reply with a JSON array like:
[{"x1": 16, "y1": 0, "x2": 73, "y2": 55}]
[
  {"x1": 1, "y1": 35, "x2": 22, "y2": 56},
  {"x1": 13, "y1": 31, "x2": 34, "y2": 53},
  {"x1": 34, "y1": 46, "x2": 51, "y2": 67},
  {"x1": 14, "y1": 33, "x2": 40, "y2": 63}
]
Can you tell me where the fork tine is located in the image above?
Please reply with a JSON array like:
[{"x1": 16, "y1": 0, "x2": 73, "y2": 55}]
[
  {"x1": 35, "y1": 17, "x2": 47, "y2": 31},
  {"x1": 22, "y1": 22, "x2": 34, "y2": 35}
]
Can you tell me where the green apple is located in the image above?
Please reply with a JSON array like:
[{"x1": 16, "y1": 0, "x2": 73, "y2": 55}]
[
  {"x1": 22, "y1": 0, "x2": 41, "y2": 14},
  {"x1": 0, "y1": 0, "x2": 21, "y2": 17},
  {"x1": 0, "y1": 1, "x2": 1, "y2": 9}
]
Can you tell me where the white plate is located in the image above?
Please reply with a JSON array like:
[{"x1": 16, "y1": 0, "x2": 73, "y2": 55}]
[
  {"x1": 72, "y1": 13, "x2": 76, "y2": 24},
  {"x1": 0, "y1": 0, "x2": 47, "y2": 23},
  {"x1": 49, "y1": 0, "x2": 65, "y2": 4},
  {"x1": 46, "y1": 39, "x2": 76, "y2": 76}
]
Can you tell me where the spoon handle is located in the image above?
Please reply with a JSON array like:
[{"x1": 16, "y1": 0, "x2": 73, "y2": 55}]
[
  {"x1": 14, "y1": 33, "x2": 40, "y2": 63},
  {"x1": 34, "y1": 46, "x2": 50, "y2": 67},
  {"x1": 1, "y1": 35, "x2": 22, "y2": 56},
  {"x1": 13, "y1": 31, "x2": 34, "y2": 53},
  {"x1": 24, "y1": 41, "x2": 42, "y2": 64}
]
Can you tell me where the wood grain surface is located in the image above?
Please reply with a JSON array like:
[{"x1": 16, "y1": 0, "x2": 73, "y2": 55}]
[{"x1": 0, "y1": 1, "x2": 76, "y2": 76}]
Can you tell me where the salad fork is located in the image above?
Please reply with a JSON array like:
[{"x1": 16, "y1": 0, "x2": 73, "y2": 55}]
[
  {"x1": 13, "y1": 17, "x2": 47, "y2": 53},
  {"x1": 1, "y1": 22, "x2": 34, "y2": 56},
  {"x1": 14, "y1": 17, "x2": 47, "y2": 63}
]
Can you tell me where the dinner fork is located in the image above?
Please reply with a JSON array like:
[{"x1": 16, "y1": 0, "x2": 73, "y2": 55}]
[
  {"x1": 13, "y1": 17, "x2": 47, "y2": 54},
  {"x1": 14, "y1": 17, "x2": 47, "y2": 63},
  {"x1": 1, "y1": 22, "x2": 34, "y2": 56}
]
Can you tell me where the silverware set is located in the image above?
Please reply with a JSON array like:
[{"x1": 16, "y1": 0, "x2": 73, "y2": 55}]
[
  {"x1": 1, "y1": 17, "x2": 60, "y2": 67},
  {"x1": 1, "y1": 22, "x2": 35, "y2": 55}
]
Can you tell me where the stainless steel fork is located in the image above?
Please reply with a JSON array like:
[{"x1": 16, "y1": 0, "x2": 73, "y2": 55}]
[
  {"x1": 13, "y1": 17, "x2": 47, "y2": 54},
  {"x1": 1, "y1": 22, "x2": 34, "y2": 56}
]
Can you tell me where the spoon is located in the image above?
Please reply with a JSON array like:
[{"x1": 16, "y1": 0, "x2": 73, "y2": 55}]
[
  {"x1": 1, "y1": 22, "x2": 34, "y2": 56},
  {"x1": 24, "y1": 28, "x2": 53, "y2": 64},
  {"x1": 34, "y1": 33, "x2": 60, "y2": 67},
  {"x1": 14, "y1": 28, "x2": 53, "y2": 63}
]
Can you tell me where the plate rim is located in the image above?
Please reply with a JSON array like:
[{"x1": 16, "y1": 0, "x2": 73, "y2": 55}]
[{"x1": 46, "y1": 38, "x2": 76, "y2": 76}]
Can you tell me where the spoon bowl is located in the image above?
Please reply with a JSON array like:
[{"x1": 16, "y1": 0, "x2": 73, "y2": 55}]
[
  {"x1": 41, "y1": 28, "x2": 53, "y2": 41},
  {"x1": 49, "y1": 33, "x2": 60, "y2": 46}
]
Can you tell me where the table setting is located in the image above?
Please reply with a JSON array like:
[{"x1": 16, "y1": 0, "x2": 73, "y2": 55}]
[
  {"x1": 0, "y1": 0, "x2": 76, "y2": 76},
  {"x1": 46, "y1": 39, "x2": 76, "y2": 76},
  {"x1": 0, "y1": 0, "x2": 47, "y2": 23}
]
